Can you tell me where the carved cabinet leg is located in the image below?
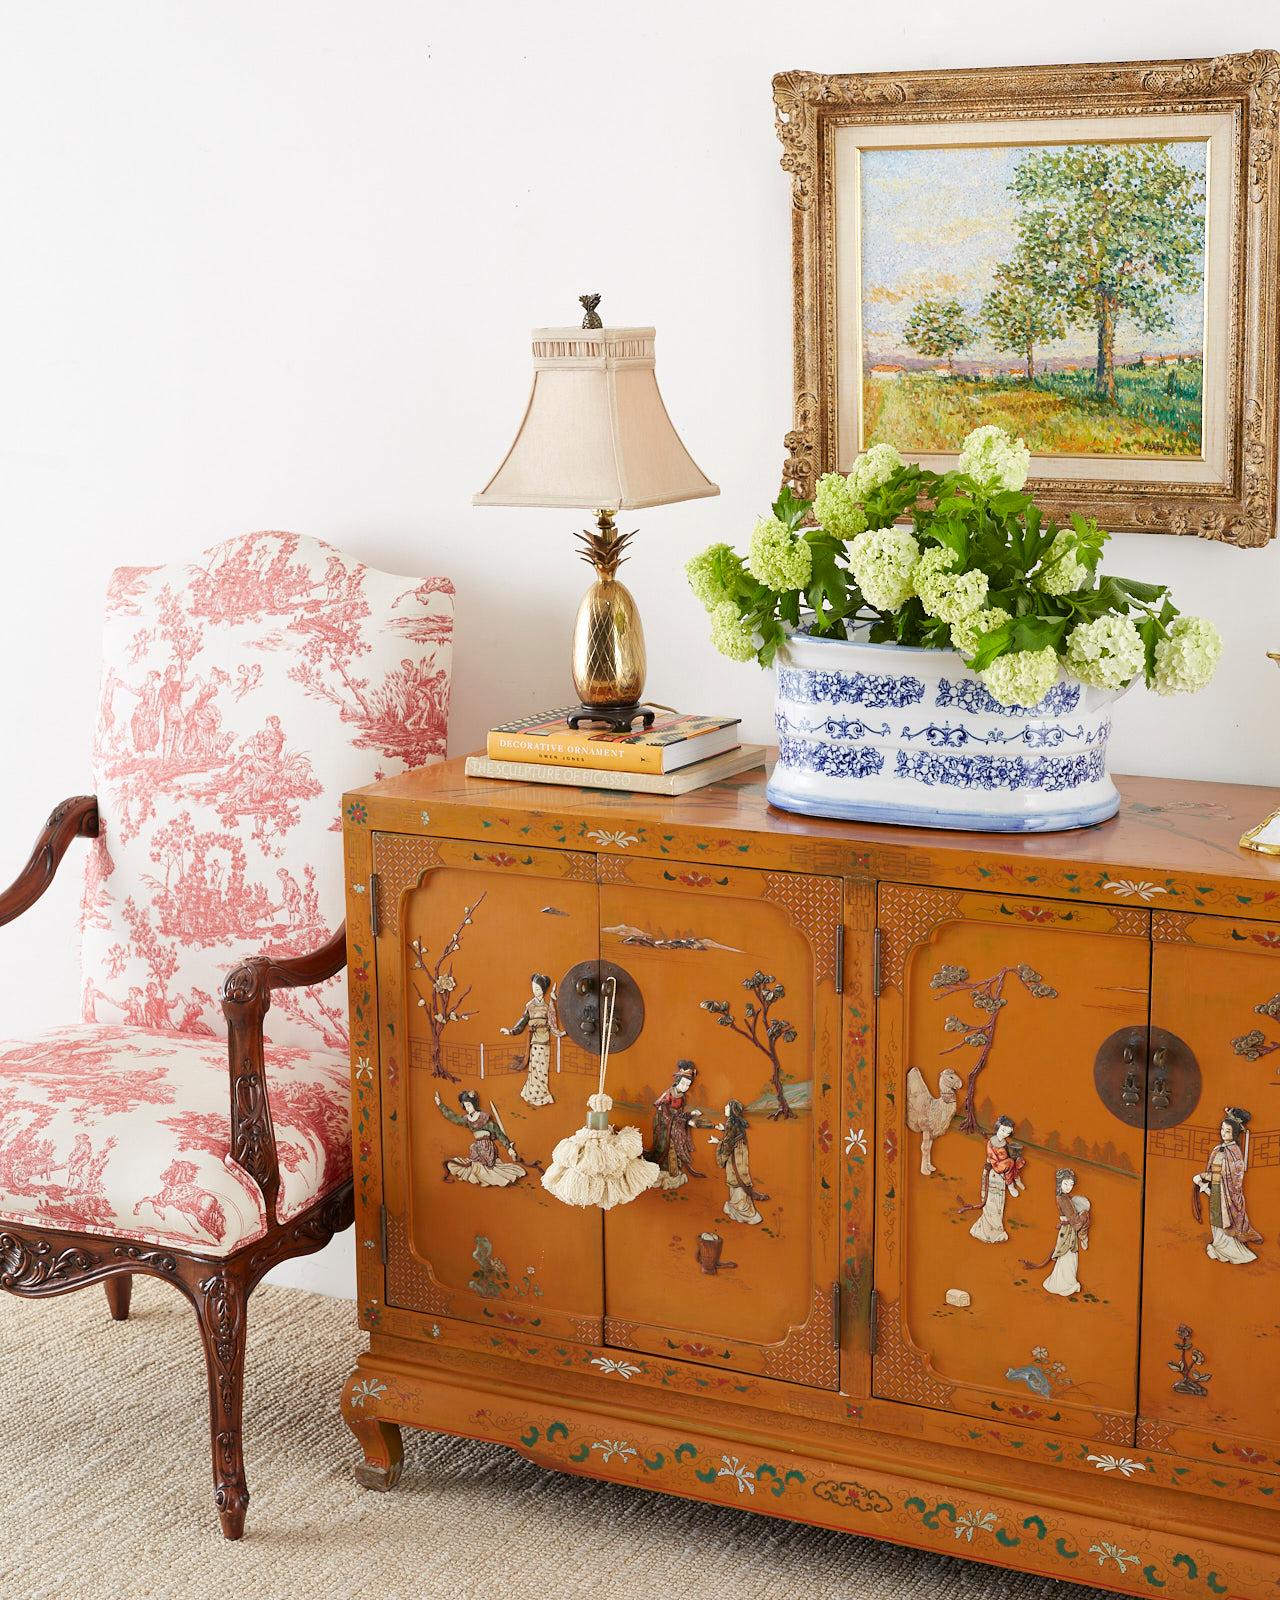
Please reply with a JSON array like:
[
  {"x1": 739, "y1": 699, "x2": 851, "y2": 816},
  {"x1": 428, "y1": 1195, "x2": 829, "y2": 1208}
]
[
  {"x1": 192, "y1": 1267, "x2": 251, "y2": 1539},
  {"x1": 103, "y1": 1274, "x2": 132, "y2": 1321},
  {"x1": 348, "y1": 1415, "x2": 404, "y2": 1491}
]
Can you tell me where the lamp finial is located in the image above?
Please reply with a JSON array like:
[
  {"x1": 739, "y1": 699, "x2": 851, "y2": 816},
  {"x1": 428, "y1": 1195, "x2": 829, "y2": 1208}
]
[{"x1": 579, "y1": 293, "x2": 602, "y2": 329}]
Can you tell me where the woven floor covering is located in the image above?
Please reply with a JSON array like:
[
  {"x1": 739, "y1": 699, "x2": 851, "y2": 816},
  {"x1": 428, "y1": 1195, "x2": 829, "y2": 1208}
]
[{"x1": 0, "y1": 1277, "x2": 1122, "y2": 1600}]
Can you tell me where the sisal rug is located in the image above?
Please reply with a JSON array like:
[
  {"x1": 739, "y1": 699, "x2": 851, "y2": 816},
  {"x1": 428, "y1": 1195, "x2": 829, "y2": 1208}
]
[{"x1": 0, "y1": 1277, "x2": 1119, "y2": 1600}]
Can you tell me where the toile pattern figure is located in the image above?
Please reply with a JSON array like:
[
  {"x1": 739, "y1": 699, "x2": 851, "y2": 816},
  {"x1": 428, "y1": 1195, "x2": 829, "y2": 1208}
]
[
  {"x1": 967, "y1": 1115, "x2": 1025, "y2": 1243},
  {"x1": 0, "y1": 1023, "x2": 350, "y2": 1250},
  {"x1": 1029, "y1": 1168, "x2": 1091, "y2": 1297},
  {"x1": 646, "y1": 1062, "x2": 707, "y2": 1191},
  {"x1": 80, "y1": 532, "x2": 454, "y2": 1046},
  {"x1": 435, "y1": 1089, "x2": 524, "y2": 1188},
  {"x1": 708, "y1": 1100, "x2": 769, "y2": 1225},
  {"x1": 1194, "y1": 1106, "x2": 1262, "y2": 1265},
  {"x1": 501, "y1": 973, "x2": 564, "y2": 1108}
]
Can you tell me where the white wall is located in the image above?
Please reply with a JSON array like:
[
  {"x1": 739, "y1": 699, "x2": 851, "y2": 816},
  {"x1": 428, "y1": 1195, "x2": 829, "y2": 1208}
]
[{"x1": 1, "y1": 1, "x2": 1276, "y2": 1296}]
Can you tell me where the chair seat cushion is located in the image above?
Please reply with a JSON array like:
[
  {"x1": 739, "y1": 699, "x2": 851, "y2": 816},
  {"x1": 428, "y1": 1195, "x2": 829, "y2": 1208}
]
[{"x1": 0, "y1": 1024, "x2": 350, "y2": 1256}]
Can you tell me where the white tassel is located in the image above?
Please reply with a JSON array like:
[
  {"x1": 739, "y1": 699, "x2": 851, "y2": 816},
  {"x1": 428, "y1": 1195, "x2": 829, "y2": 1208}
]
[
  {"x1": 541, "y1": 977, "x2": 660, "y2": 1210},
  {"x1": 542, "y1": 1094, "x2": 660, "y2": 1209}
]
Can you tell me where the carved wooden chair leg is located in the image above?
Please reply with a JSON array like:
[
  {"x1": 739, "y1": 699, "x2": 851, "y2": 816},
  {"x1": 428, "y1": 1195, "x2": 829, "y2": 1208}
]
[
  {"x1": 191, "y1": 1266, "x2": 251, "y2": 1539},
  {"x1": 103, "y1": 1274, "x2": 132, "y2": 1322},
  {"x1": 348, "y1": 1415, "x2": 404, "y2": 1491}
]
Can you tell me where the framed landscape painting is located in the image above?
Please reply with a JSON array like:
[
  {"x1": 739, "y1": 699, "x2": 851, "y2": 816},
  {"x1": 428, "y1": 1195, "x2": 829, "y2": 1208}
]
[{"x1": 773, "y1": 54, "x2": 1280, "y2": 544}]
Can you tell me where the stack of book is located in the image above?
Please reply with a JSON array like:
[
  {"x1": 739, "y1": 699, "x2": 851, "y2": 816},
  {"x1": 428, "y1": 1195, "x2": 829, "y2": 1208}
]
[{"x1": 465, "y1": 707, "x2": 764, "y2": 794}]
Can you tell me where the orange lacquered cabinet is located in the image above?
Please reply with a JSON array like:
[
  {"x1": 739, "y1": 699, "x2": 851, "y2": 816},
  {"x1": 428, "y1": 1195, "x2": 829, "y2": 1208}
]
[{"x1": 340, "y1": 760, "x2": 1280, "y2": 1599}]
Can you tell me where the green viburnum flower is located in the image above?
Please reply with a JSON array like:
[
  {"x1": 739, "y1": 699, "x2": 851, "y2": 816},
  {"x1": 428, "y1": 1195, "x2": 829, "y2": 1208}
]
[
  {"x1": 1065, "y1": 615, "x2": 1145, "y2": 690},
  {"x1": 950, "y1": 605, "x2": 1011, "y2": 661},
  {"x1": 847, "y1": 525, "x2": 920, "y2": 612},
  {"x1": 1153, "y1": 615, "x2": 1223, "y2": 695},
  {"x1": 979, "y1": 645, "x2": 1061, "y2": 709},
  {"x1": 1035, "y1": 529, "x2": 1091, "y2": 596},
  {"x1": 957, "y1": 424, "x2": 1031, "y2": 493},
  {"x1": 747, "y1": 516, "x2": 813, "y2": 592},
  {"x1": 813, "y1": 473, "x2": 868, "y2": 541},
  {"x1": 708, "y1": 601, "x2": 757, "y2": 663},
  {"x1": 685, "y1": 542, "x2": 744, "y2": 611},
  {"x1": 913, "y1": 545, "x2": 989, "y2": 625},
  {"x1": 847, "y1": 442, "x2": 905, "y2": 502}
]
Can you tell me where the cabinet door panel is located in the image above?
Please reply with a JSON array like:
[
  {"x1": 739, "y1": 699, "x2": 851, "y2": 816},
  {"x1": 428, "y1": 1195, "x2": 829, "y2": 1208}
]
[
  {"x1": 598, "y1": 858, "x2": 842, "y2": 1388},
  {"x1": 1140, "y1": 913, "x2": 1280, "y2": 1462},
  {"x1": 373, "y1": 834, "x2": 603, "y2": 1343},
  {"x1": 875, "y1": 885, "x2": 1149, "y2": 1439}
]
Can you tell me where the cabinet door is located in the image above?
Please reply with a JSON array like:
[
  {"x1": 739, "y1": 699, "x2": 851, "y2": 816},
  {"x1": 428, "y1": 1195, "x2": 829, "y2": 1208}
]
[
  {"x1": 373, "y1": 834, "x2": 604, "y2": 1343},
  {"x1": 874, "y1": 885, "x2": 1149, "y2": 1440},
  {"x1": 597, "y1": 858, "x2": 842, "y2": 1388},
  {"x1": 1139, "y1": 912, "x2": 1280, "y2": 1462}
]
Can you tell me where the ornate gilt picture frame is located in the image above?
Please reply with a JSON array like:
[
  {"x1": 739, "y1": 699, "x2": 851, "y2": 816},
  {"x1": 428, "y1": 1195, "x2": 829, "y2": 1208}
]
[{"x1": 773, "y1": 53, "x2": 1280, "y2": 545}]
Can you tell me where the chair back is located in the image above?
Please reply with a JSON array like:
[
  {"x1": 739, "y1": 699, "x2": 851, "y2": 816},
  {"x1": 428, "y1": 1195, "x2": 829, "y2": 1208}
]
[{"x1": 80, "y1": 532, "x2": 453, "y2": 1049}]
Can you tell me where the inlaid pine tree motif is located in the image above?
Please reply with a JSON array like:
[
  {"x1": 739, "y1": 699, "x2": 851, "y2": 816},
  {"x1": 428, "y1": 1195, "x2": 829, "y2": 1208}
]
[
  {"x1": 701, "y1": 972, "x2": 799, "y2": 1121},
  {"x1": 409, "y1": 893, "x2": 486, "y2": 1080},
  {"x1": 931, "y1": 962, "x2": 1058, "y2": 1133}
]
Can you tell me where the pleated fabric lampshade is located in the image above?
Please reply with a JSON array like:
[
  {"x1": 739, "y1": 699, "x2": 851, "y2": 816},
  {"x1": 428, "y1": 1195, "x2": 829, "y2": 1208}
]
[
  {"x1": 473, "y1": 312, "x2": 718, "y2": 729},
  {"x1": 473, "y1": 326, "x2": 719, "y2": 511}
]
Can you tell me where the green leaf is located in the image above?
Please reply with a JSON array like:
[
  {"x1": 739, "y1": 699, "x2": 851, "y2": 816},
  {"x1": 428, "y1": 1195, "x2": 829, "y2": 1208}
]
[
  {"x1": 929, "y1": 518, "x2": 970, "y2": 567},
  {"x1": 969, "y1": 622, "x2": 1015, "y2": 671},
  {"x1": 1106, "y1": 574, "x2": 1169, "y2": 605},
  {"x1": 988, "y1": 491, "x2": 1033, "y2": 516},
  {"x1": 1010, "y1": 614, "x2": 1069, "y2": 651},
  {"x1": 772, "y1": 484, "x2": 812, "y2": 532}
]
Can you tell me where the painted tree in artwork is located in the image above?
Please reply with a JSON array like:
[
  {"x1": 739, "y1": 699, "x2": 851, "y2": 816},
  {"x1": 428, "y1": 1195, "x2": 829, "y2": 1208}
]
[
  {"x1": 1009, "y1": 143, "x2": 1205, "y2": 402},
  {"x1": 980, "y1": 256, "x2": 1064, "y2": 382},
  {"x1": 931, "y1": 960, "x2": 1058, "y2": 1133},
  {"x1": 902, "y1": 297, "x2": 974, "y2": 373}
]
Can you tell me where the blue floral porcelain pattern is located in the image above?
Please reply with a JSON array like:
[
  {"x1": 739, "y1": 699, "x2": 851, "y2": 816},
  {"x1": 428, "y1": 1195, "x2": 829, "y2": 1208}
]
[
  {"x1": 769, "y1": 639, "x2": 1120, "y2": 831},
  {"x1": 901, "y1": 721, "x2": 1111, "y2": 750},
  {"x1": 777, "y1": 667, "x2": 924, "y2": 709},
  {"x1": 775, "y1": 711, "x2": 892, "y2": 741},
  {"x1": 775, "y1": 735, "x2": 885, "y2": 779},
  {"x1": 895, "y1": 748, "x2": 1107, "y2": 792},
  {"x1": 935, "y1": 678, "x2": 1082, "y2": 718}
]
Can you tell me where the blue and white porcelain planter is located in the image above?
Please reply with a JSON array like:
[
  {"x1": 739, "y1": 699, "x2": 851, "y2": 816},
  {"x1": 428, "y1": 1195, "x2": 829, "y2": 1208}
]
[{"x1": 767, "y1": 632, "x2": 1122, "y2": 833}]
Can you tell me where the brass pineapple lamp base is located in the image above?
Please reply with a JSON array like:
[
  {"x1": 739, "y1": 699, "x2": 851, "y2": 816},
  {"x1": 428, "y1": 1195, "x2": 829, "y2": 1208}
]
[
  {"x1": 472, "y1": 299, "x2": 719, "y2": 727},
  {"x1": 567, "y1": 510, "x2": 655, "y2": 730}
]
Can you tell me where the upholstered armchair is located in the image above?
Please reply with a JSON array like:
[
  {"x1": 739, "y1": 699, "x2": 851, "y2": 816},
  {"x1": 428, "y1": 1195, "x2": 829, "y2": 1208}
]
[{"x1": 0, "y1": 533, "x2": 453, "y2": 1538}]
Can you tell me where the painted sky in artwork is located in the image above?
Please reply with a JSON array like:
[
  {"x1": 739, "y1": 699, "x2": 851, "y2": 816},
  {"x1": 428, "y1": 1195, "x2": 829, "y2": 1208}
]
[{"x1": 859, "y1": 140, "x2": 1208, "y2": 369}]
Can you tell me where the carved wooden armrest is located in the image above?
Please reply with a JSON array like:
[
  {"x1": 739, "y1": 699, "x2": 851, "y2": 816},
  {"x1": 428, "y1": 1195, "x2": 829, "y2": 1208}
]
[
  {"x1": 220, "y1": 925, "x2": 348, "y2": 1223},
  {"x1": 0, "y1": 796, "x2": 99, "y2": 929}
]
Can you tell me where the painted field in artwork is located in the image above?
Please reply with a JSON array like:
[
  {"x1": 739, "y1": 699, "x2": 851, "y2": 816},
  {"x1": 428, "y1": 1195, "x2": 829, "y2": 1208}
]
[{"x1": 858, "y1": 140, "x2": 1208, "y2": 458}]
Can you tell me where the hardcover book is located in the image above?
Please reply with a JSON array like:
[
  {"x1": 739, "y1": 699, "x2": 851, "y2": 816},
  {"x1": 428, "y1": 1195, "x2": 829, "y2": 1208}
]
[
  {"x1": 465, "y1": 745, "x2": 765, "y2": 795},
  {"x1": 485, "y1": 708, "x2": 741, "y2": 774}
]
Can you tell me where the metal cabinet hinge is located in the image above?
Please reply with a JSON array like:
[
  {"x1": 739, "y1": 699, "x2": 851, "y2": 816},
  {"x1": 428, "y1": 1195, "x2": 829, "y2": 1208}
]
[
  {"x1": 369, "y1": 872, "x2": 381, "y2": 937},
  {"x1": 831, "y1": 1281, "x2": 842, "y2": 1349},
  {"x1": 834, "y1": 925, "x2": 845, "y2": 995},
  {"x1": 868, "y1": 1288, "x2": 879, "y2": 1355},
  {"x1": 872, "y1": 928, "x2": 882, "y2": 998},
  {"x1": 378, "y1": 1202, "x2": 389, "y2": 1265}
]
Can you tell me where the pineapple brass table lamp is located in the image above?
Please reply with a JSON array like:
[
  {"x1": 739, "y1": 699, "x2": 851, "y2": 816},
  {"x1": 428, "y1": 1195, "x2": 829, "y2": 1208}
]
[{"x1": 473, "y1": 297, "x2": 719, "y2": 729}]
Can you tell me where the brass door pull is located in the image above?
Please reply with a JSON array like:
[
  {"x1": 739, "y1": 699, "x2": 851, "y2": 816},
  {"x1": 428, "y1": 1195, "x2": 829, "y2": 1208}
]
[
  {"x1": 1150, "y1": 1046, "x2": 1172, "y2": 1110},
  {"x1": 558, "y1": 959, "x2": 646, "y2": 1053},
  {"x1": 1121, "y1": 1035, "x2": 1142, "y2": 1105},
  {"x1": 1094, "y1": 1026, "x2": 1201, "y2": 1129}
]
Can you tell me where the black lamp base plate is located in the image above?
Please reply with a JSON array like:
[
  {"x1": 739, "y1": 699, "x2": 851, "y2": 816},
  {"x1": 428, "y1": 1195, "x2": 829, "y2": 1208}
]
[{"x1": 565, "y1": 702, "x2": 658, "y2": 732}]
